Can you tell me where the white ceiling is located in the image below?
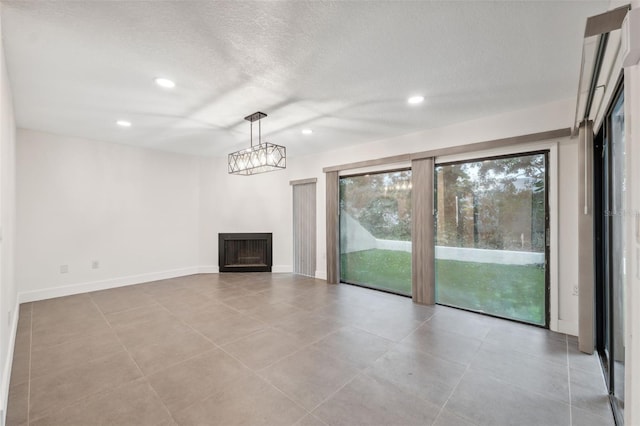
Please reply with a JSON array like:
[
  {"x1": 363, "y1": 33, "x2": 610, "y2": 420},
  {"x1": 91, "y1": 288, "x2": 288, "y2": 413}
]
[{"x1": 1, "y1": 1, "x2": 608, "y2": 157}]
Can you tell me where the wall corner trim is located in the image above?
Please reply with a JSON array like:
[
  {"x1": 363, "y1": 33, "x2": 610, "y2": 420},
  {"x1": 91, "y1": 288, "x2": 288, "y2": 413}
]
[{"x1": 1, "y1": 300, "x2": 20, "y2": 426}]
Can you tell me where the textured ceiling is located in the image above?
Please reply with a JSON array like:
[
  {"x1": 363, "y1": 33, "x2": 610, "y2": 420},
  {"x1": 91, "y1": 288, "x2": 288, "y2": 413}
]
[{"x1": 1, "y1": 1, "x2": 608, "y2": 157}]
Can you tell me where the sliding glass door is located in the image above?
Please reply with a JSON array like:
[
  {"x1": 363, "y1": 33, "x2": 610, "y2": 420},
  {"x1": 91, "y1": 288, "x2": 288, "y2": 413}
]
[
  {"x1": 339, "y1": 170, "x2": 412, "y2": 295},
  {"x1": 434, "y1": 153, "x2": 549, "y2": 326},
  {"x1": 595, "y1": 81, "x2": 625, "y2": 424}
]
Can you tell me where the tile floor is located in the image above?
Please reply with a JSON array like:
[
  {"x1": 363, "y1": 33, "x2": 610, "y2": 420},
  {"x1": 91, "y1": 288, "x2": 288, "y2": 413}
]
[{"x1": 6, "y1": 273, "x2": 613, "y2": 426}]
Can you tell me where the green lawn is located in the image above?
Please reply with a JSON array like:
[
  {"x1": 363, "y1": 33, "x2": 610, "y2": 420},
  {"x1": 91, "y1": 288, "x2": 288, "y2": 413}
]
[{"x1": 340, "y1": 249, "x2": 545, "y2": 325}]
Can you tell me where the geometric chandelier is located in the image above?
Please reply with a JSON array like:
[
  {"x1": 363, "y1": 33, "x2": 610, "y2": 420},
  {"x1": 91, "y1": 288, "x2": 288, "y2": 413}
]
[{"x1": 228, "y1": 111, "x2": 287, "y2": 175}]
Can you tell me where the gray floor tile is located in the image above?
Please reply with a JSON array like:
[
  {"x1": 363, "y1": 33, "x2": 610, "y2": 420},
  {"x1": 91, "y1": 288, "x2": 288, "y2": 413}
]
[
  {"x1": 104, "y1": 303, "x2": 176, "y2": 329},
  {"x1": 29, "y1": 351, "x2": 142, "y2": 421},
  {"x1": 153, "y1": 288, "x2": 219, "y2": 317},
  {"x1": 313, "y1": 374, "x2": 440, "y2": 426},
  {"x1": 222, "y1": 327, "x2": 305, "y2": 370},
  {"x1": 30, "y1": 378, "x2": 175, "y2": 426},
  {"x1": 295, "y1": 414, "x2": 328, "y2": 426},
  {"x1": 180, "y1": 304, "x2": 268, "y2": 345},
  {"x1": 446, "y1": 370, "x2": 571, "y2": 426},
  {"x1": 260, "y1": 346, "x2": 360, "y2": 410},
  {"x1": 367, "y1": 344, "x2": 467, "y2": 407},
  {"x1": 433, "y1": 408, "x2": 478, "y2": 426},
  {"x1": 30, "y1": 328, "x2": 123, "y2": 379},
  {"x1": 483, "y1": 325, "x2": 568, "y2": 366},
  {"x1": 147, "y1": 348, "x2": 252, "y2": 414},
  {"x1": 172, "y1": 373, "x2": 306, "y2": 426},
  {"x1": 571, "y1": 405, "x2": 615, "y2": 426},
  {"x1": 273, "y1": 311, "x2": 344, "y2": 344},
  {"x1": 570, "y1": 367, "x2": 613, "y2": 420},
  {"x1": 426, "y1": 309, "x2": 493, "y2": 341},
  {"x1": 246, "y1": 301, "x2": 303, "y2": 323},
  {"x1": 310, "y1": 326, "x2": 394, "y2": 369},
  {"x1": 469, "y1": 342, "x2": 570, "y2": 403},
  {"x1": 5, "y1": 274, "x2": 616, "y2": 426},
  {"x1": 9, "y1": 325, "x2": 31, "y2": 387},
  {"x1": 31, "y1": 294, "x2": 100, "y2": 327},
  {"x1": 568, "y1": 344, "x2": 601, "y2": 373},
  {"x1": 90, "y1": 285, "x2": 157, "y2": 314},
  {"x1": 118, "y1": 322, "x2": 214, "y2": 375},
  {"x1": 401, "y1": 323, "x2": 482, "y2": 365},
  {"x1": 6, "y1": 381, "x2": 28, "y2": 426}
]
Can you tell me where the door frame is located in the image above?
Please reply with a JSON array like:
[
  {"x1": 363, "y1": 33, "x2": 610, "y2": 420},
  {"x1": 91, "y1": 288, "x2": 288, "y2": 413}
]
[{"x1": 594, "y1": 75, "x2": 625, "y2": 425}]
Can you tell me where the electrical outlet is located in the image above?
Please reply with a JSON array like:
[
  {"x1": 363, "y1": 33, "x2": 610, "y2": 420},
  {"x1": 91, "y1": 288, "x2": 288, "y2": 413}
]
[
  {"x1": 92, "y1": 260, "x2": 99, "y2": 269},
  {"x1": 60, "y1": 264, "x2": 69, "y2": 274},
  {"x1": 572, "y1": 285, "x2": 579, "y2": 296}
]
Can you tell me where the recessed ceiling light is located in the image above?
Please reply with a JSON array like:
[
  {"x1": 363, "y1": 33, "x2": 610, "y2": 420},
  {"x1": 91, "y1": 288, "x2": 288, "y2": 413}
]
[
  {"x1": 154, "y1": 77, "x2": 175, "y2": 88},
  {"x1": 116, "y1": 120, "x2": 132, "y2": 127},
  {"x1": 408, "y1": 95, "x2": 424, "y2": 105},
  {"x1": 302, "y1": 129, "x2": 313, "y2": 135}
]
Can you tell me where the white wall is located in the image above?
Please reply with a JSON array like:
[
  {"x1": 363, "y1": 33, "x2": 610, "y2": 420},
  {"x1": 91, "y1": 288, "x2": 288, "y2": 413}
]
[
  {"x1": 0, "y1": 6, "x2": 18, "y2": 422},
  {"x1": 16, "y1": 130, "x2": 201, "y2": 301}
]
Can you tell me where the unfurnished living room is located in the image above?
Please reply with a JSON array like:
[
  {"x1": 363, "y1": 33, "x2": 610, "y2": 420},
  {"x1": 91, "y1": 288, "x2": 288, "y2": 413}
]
[{"x1": 0, "y1": 1, "x2": 639, "y2": 425}]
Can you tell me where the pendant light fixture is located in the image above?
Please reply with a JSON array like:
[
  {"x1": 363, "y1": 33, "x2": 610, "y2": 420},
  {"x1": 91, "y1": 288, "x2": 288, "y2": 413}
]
[{"x1": 228, "y1": 112, "x2": 286, "y2": 175}]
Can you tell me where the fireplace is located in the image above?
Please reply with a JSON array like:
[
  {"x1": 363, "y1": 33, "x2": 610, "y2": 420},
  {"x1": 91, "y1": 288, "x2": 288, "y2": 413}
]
[{"x1": 218, "y1": 233, "x2": 272, "y2": 272}]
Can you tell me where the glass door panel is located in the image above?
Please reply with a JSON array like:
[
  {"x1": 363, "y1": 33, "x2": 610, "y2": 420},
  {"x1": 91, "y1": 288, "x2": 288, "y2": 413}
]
[
  {"x1": 609, "y1": 90, "x2": 625, "y2": 418},
  {"x1": 339, "y1": 170, "x2": 412, "y2": 295},
  {"x1": 435, "y1": 153, "x2": 548, "y2": 326},
  {"x1": 596, "y1": 83, "x2": 625, "y2": 425}
]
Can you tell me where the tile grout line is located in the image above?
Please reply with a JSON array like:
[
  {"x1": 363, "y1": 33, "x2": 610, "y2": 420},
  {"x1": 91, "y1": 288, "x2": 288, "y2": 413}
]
[
  {"x1": 300, "y1": 321, "x2": 419, "y2": 419},
  {"x1": 231, "y1": 294, "x2": 439, "y2": 419},
  {"x1": 173, "y1": 284, "x2": 385, "y2": 422},
  {"x1": 566, "y1": 335, "x2": 573, "y2": 426},
  {"x1": 87, "y1": 293, "x2": 179, "y2": 426},
  {"x1": 168, "y1": 282, "x2": 433, "y2": 423},
  {"x1": 430, "y1": 354, "x2": 475, "y2": 425},
  {"x1": 151, "y1": 293, "x2": 316, "y2": 424},
  {"x1": 303, "y1": 366, "x2": 366, "y2": 415},
  {"x1": 27, "y1": 304, "x2": 33, "y2": 426},
  {"x1": 430, "y1": 316, "x2": 499, "y2": 426},
  {"x1": 250, "y1": 323, "x2": 348, "y2": 373}
]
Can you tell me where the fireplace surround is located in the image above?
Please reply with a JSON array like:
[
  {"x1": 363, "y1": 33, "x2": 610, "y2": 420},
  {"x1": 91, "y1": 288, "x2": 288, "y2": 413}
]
[{"x1": 218, "y1": 233, "x2": 272, "y2": 272}]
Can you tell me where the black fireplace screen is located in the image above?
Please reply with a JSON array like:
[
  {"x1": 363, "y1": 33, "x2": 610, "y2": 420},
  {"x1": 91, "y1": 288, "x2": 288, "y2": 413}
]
[{"x1": 218, "y1": 233, "x2": 272, "y2": 272}]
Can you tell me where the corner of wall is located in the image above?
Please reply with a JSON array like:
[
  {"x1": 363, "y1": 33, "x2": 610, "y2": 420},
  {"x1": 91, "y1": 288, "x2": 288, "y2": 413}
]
[
  {"x1": 272, "y1": 265, "x2": 293, "y2": 274},
  {"x1": 0, "y1": 302, "x2": 18, "y2": 426},
  {"x1": 315, "y1": 270, "x2": 328, "y2": 281}
]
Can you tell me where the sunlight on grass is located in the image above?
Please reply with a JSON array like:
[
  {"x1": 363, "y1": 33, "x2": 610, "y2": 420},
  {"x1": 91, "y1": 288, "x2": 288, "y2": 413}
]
[
  {"x1": 341, "y1": 249, "x2": 412, "y2": 295},
  {"x1": 341, "y1": 249, "x2": 545, "y2": 325}
]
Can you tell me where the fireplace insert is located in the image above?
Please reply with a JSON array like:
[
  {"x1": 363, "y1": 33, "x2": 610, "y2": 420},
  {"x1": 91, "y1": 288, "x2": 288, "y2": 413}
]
[{"x1": 218, "y1": 233, "x2": 272, "y2": 272}]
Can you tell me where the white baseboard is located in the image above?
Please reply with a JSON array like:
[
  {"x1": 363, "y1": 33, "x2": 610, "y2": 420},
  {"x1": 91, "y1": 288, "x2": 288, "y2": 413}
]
[
  {"x1": 1, "y1": 300, "x2": 19, "y2": 426},
  {"x1": 557, "y1": 319, "x2": 578, "y2": 336},
  {"x1": 272, "y1": 265, "x2": 293, "y2": 273},
  {"x1": 17, "y1": 266, "x2": 202, "y2": 303},
  {"x1": 17, "y1": 265, "x2": 300, "y2": 304},
  {"x1": 315, "y1": 270, "x2": 327, "y2": 280}
]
